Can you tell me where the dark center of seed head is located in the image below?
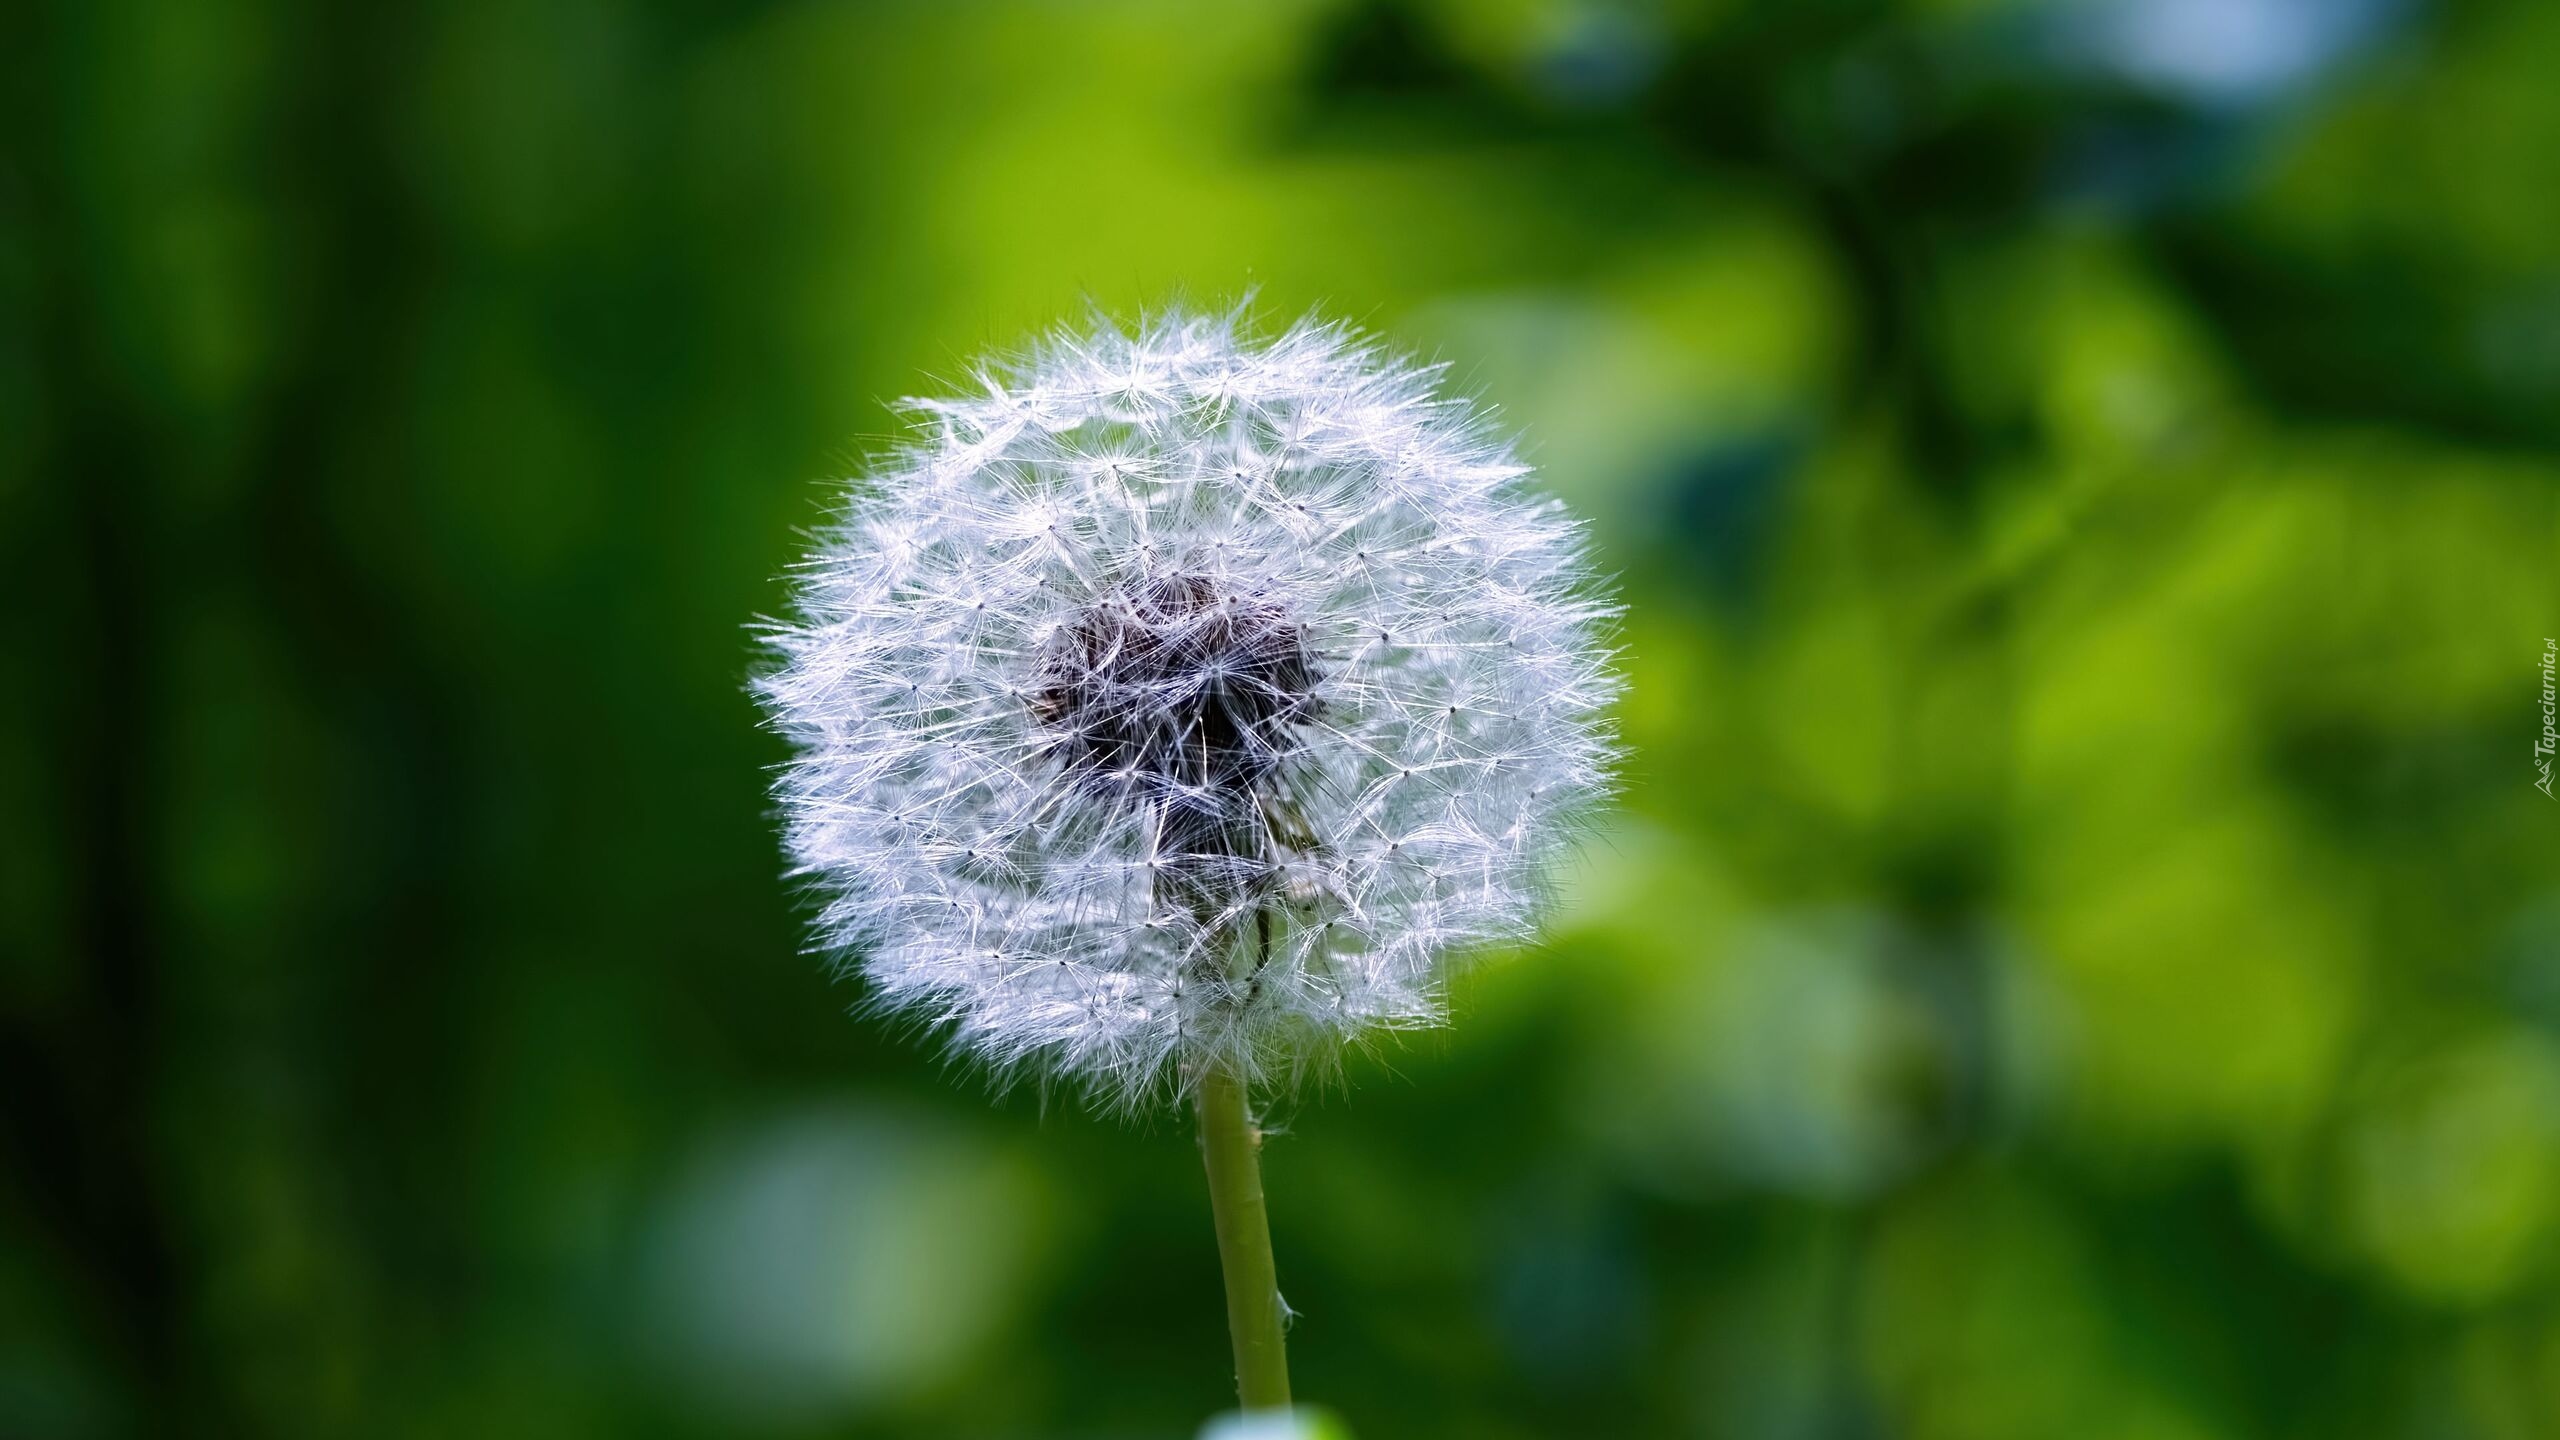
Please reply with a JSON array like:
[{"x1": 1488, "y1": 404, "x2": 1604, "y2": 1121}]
[{"x1": 1030, "y1": 572, "x2": 1321, "y2": 919}]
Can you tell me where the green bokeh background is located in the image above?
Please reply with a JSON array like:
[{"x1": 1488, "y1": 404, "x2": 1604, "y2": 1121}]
[{"x1": 10, "y1": 0, "x2": 2560, "y2": 1436}]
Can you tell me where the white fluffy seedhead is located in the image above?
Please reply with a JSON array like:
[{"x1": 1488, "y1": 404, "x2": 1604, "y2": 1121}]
[{"x1": 759, "y1": 307, "x2": 1620, "y2": 1107}]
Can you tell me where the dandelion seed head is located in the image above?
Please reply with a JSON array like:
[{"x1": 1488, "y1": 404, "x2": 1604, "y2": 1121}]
[{"x1": 758, "y1": 306, "x2": 1621, "y2": 1107}]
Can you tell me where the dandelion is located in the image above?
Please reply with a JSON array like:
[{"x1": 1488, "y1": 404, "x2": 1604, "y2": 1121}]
[{"x1": 758, "y1": 305, "x2": 1619, "y2": 1409}]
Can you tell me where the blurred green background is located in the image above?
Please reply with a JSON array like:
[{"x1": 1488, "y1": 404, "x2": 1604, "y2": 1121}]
[{"x1": 9, "y1": 0, "x2": 2560, "y2": 1435}]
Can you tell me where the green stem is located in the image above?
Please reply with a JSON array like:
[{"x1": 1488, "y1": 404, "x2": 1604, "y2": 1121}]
[{"x1": 1198, "y1": 1060, "x2": 1291, "y2": 1409}]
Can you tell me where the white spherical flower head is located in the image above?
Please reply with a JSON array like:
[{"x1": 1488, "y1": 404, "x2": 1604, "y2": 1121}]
[{"x1": 760, "y1": 308, "x2": 1620, "y2": 1106}]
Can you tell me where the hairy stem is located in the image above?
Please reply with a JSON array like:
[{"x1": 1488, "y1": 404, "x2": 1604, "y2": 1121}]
[{"x1": 1199, "y1": 1059, "x2": 1290, "y2": 1409}]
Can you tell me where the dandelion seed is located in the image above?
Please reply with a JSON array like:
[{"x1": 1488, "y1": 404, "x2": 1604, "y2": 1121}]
[{"x1": 759, "y1": 304, "x2": 1619, "y2": 1106}]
